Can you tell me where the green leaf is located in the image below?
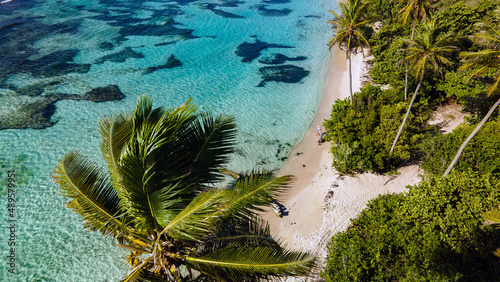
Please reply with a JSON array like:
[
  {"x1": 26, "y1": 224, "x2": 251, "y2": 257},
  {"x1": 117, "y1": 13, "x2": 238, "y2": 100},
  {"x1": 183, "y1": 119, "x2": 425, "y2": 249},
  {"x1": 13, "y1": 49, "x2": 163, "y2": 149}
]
[
  {"x1": 53, "y1": 151, "x2": 130, "y2": 240},
  {"x1": 98, "y1": 113, "x2": 132, "y2": 188},
  {"x1": 179, "y1": 245, "x2": 315, "y2": 280},
  {"x1": 218, "y1": 172, "x2": 292, "y2": 220},
  {"x1": 160, "y1": 188, "x2": 227, "y2": 241}
]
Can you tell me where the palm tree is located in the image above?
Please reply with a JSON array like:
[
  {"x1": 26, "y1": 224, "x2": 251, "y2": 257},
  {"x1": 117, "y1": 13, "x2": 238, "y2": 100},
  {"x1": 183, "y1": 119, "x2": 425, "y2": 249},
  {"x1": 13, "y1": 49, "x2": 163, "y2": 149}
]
[
  {"x1": 484, "y1": 210, "x2": 500, "y2": 258},
  {"x1": 443, "y1": 24, "x2": 500, "y2": 177},
  {"x1": 389, "y1": 21, "x2": 456, "y2": 156},
  {"x1": 52, "y1": 96, "x2": 315, "y2": 281},
  {"x1": 398, "y1": 0, "x2": 433, "y2": 101},
  {"x1": 328, "y1": 0, "x2": 372, "y2": 105}
]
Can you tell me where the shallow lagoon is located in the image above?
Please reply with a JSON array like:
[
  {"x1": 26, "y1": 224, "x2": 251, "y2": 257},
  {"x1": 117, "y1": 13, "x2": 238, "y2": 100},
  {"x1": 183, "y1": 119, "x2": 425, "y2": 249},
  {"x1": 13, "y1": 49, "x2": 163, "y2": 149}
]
[{"x1": 0, "y1": 0, "x2": 335, "y2": 280}]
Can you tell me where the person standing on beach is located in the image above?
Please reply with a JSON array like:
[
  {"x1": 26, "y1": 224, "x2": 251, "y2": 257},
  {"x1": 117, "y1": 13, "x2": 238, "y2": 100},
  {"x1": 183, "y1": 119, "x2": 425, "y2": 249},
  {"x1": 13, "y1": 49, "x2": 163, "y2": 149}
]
[{"x1": 317, "y1": 126, "x2": 321, "y2": 136}]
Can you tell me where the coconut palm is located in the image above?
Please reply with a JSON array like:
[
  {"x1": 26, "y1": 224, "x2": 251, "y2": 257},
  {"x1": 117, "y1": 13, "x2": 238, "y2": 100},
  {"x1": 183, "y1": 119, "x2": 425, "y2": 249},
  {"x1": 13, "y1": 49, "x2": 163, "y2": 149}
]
[
  {"x1": 399, "y1": 0, "x2": 434, "y2": 101},
  {"x1": 328, "y1": 0, "x2": 372, "y2": 105},
  {"x1": 484, "y1": 210, "x2": 500, "y2": 258},
  {"x1": 443, "y1": 24, "x2": 500, "y2": 177},
  {"x1": 52, "y1": 96, "x2": 315, "y2": 281},
  {"x1": 389, "y1": 21, "x2": 456, "y2": 156}
]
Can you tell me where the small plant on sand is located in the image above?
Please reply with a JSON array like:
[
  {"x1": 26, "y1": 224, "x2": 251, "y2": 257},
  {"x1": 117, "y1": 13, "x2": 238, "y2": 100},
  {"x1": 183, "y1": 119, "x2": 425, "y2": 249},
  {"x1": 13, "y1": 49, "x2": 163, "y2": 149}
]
[{"x1": 52, "y1": 96, "x2": 315, "y2": 281}]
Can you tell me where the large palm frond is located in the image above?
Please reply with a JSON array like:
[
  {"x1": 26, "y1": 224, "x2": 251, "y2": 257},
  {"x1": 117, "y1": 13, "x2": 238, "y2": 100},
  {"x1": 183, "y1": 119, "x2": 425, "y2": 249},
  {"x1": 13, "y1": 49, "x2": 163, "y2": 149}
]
[
  {"x1": 114, "y1": 97, "x2": 199, "y2": 232},
  {"x1": 178, "y1": 245, "x2": 315, "y2": 281},
  {"x1": 178, "y1": 112, "x2": 237, "y2": 189},
  {"x1": 459, "y1": 24, "x2": 500, "y2": 95},
  {"x1": 52, "y1": 151, "x2": 139, "y2": 243},
  {"x1": 217, "y1": 172, "x2": 292, "y2": 221},
  {"x1": 398, "y1": 0, "x2": 433, "y2": 26},
  {"x1": 159, "y1": 188, "x2": 227, "y2": 242},
  {"x1": 204, "y1": 216, "x2": 281, "y2": 253},
  {"x1": 99, "y1": 113, "x2": 132, "y2": 187}
]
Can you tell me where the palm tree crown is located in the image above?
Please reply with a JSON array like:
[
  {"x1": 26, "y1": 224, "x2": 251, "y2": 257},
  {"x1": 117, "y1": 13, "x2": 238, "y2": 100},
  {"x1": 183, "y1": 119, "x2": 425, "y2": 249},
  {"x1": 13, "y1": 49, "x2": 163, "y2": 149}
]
[
  {"x1": 327, "y1": 0, "x2": 371, "y2": 53},
  {"x1": 398, "y1": 0, "x2": 434, "y2": 101},
  {"x1": 402, "y1": 21, "x2": 456, "y2": 81},
  {"x1": 399, "y1": 0, "x2": 433, "y2": 28},
  {"x1": 390, "y1": 21, "x2": 456, "y2": 155},
  {"x1": 459, "y1": 24, "x2": 500, "y2": 95},
  {"x1": 52, "y1": 96, "x2": 315, "y2": 281}
]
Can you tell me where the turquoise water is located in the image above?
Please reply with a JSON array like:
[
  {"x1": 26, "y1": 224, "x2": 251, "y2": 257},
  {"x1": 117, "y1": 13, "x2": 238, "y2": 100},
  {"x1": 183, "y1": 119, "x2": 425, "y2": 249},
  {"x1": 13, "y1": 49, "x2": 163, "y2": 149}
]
[{"x1": 0, "y1": 0, "x2": 336, "y2": 280}]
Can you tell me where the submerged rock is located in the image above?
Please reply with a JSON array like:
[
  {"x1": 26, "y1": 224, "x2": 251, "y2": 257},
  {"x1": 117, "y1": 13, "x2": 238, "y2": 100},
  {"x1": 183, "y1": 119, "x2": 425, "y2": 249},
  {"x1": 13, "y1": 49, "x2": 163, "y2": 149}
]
[
  {"x1": 0, "y1": 85, "x2": 125, "y2": 130},
  {"x1": 98, "y1": 41, "x2": 114, "y2": 50},
  {"x1": 200, "y1": 3, "x2": 245, "y2": 19},
  {"x1": 95, "y1": 47, "x2": 144, "y2": 64},
  {"x1": 257, "y1": 65, "x2": 310, "y2": 87},
  {"x1": 258, "y1": 53, "x2": 307, "y2": 65},
  {"x1": 81, "y1": 85, "x2": 126, "y2": 102},
  {"x1": 236, "y1": 39, "x2": 293, "y2": 63},
  {"x1": 254, "y1": 5, "x2": 292, "y2": 17},
  {"x1": 145, "y1": 55, "x2": 182, "y2": 73},
  {"x1": 263, "y1": 0, "x2": 291, "y2": 3}
]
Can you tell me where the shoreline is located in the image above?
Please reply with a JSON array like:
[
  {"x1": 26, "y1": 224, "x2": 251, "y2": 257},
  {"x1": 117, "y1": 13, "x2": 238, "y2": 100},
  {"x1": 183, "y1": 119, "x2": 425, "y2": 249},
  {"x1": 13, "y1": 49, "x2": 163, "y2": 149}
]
[
  {"x1": 261, "y1": 46, "x2": 365, "y2": 240},
  {"x1": 261, "y1": 46, "x2": 423, "y2": 279}
]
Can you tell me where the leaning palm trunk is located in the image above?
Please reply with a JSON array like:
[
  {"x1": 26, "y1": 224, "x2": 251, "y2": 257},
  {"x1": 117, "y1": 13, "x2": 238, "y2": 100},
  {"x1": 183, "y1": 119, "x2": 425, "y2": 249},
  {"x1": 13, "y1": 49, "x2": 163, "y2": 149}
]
[
  {"x1": 389, "y1": 76, "x2": 423, "y2": 155},
  {"x1": 404, "y1": 63, "x2": 409, "y2": 101},
  {"x1": 443, "y1": 97, "x2": 500, "y2": 177},
  {"x1": 404, "y1": 23, "x2": 417, "y2": 101},
  {"x1": 349, "y1": 52, "x2": 353, "y2": 105}
]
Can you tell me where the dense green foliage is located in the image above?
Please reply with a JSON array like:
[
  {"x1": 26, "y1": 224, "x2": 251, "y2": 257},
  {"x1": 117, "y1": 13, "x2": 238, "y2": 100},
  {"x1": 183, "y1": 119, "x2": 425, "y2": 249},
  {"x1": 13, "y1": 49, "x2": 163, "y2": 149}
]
[
  {"x1": 421, "y1": 117, "x2": 500, "y2": 175},
  {"x1": 324, "y1": 0, "x2": 499, "y2": 174},
  {"x1": 324, "y1": 84, "x2": 432, "y2": 173},
  {"x1": 322, "y1": 1, "x2": 500, "y2": 281},
  {"x1": 322, "y1": 172, "x2": 500, "y2": 281}
]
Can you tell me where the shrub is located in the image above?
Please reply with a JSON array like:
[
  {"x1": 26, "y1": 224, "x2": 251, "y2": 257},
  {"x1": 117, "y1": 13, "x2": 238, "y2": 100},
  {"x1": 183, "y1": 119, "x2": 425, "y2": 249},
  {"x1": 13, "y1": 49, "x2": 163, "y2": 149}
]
[
  {"x1": 324, "y1": 85, "x2": 433, "y2": 174},
  {"x1": 421, "y1": 117, "x2": 500, "y2": 175},
  {"x1": 322, "y1": 172, "x2": 500, "y2": 281}
]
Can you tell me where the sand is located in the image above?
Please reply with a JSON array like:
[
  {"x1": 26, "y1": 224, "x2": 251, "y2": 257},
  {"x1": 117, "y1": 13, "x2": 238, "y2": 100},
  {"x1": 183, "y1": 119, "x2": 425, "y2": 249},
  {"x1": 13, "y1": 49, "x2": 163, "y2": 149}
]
[{"x1": 261, "y1": 47, "x2": 424, "y2": 280}]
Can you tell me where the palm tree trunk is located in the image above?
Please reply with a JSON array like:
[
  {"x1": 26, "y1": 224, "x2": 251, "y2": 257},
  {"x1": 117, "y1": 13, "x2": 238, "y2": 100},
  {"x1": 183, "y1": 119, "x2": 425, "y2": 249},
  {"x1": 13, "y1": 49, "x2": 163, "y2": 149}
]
[
  {"x1": 349, "y1": 51, "x2": 353, "y2": 105},
  {"x1": 389, "y1": 76, "x2": 423, "y2": 156},
  {"x1": 404, "y1": 24, "x2": 416, "y2": 101},
  {"x1": 443, "y1": 97, "x2": 500, "y2": 177}
]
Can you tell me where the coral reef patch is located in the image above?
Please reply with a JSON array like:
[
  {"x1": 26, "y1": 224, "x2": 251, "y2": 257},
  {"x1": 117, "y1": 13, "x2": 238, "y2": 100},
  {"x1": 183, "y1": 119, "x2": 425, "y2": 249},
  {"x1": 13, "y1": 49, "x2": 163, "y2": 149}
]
[
  {"x1": 145, "y1": 55, "x2": 182, "y2": 73},
  {"x1": 257, "y1": 65, "x2": 309, "y2": 87},
  {"x1": 236, "y1": 39, "x2": 293, "y2": 63},
  {"x1": 0, "y1": 85, "x2": 125, "y2": 130}
]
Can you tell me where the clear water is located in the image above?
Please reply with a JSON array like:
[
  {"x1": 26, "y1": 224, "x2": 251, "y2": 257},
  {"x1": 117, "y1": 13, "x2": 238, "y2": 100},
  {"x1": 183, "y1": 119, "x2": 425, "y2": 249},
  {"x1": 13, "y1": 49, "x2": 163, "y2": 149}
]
[{"x1": 0, "y1": 0, "x2": 336, "y2": 280}]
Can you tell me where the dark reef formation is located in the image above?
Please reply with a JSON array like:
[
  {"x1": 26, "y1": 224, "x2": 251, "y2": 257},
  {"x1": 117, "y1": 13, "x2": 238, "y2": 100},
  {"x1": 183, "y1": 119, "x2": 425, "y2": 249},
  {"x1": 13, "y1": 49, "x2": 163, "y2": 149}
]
[
  {"x1": 257, "y1": 65, "x2": 310, "y2": 87},
  {"x1": 236, "y1": 39, "x2": 293, "y2": 63},
  {"x1": 95, "y1": 47, "x2": 144, "y2": 64},
  {"x1": 258, "y1": 53, "x2": 307, "y2": 65},
  {"x1": 0, "y1": 85, "x2": 125, "y2": 130},
  {"x1": 200, "y1": 3, "x2": 245, "y2": 19},
  {"x1": 145, "y1": 55, "x2": 182, "y2": 73},
  {"x1": 254, "y1": 5, "x2": 292, "y2": 17}
]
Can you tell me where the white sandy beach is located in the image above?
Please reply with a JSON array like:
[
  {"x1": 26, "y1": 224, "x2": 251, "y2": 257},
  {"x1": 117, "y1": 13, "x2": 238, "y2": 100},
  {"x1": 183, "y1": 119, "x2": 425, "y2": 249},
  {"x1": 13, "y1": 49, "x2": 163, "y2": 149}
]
[{"x1": 261, "y1": 47, "x2": 424, "y2": 280}]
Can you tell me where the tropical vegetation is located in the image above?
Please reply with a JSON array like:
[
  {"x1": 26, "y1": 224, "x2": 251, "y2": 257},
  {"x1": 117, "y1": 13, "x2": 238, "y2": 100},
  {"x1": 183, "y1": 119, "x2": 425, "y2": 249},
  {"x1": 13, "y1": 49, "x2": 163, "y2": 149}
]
[
  {"x1": 52, "y1": 96, "x2": 315, "y2": 281},
  {"x1": 398, "y1": 0, "x2": 434, "y2": 100},
  {"x1": 389, "y1": 20, "x2": 456, "y2": 156},
  {"x1": 322, "y1": 0, "x2": 500, "y2": 280}
]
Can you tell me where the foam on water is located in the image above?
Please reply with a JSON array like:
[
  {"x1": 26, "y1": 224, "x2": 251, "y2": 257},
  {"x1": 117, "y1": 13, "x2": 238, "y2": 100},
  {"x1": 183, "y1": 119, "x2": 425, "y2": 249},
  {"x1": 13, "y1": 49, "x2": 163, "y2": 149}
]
[{"x1": 0, "y1": 0, "x2": 338, "y2": 280}]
